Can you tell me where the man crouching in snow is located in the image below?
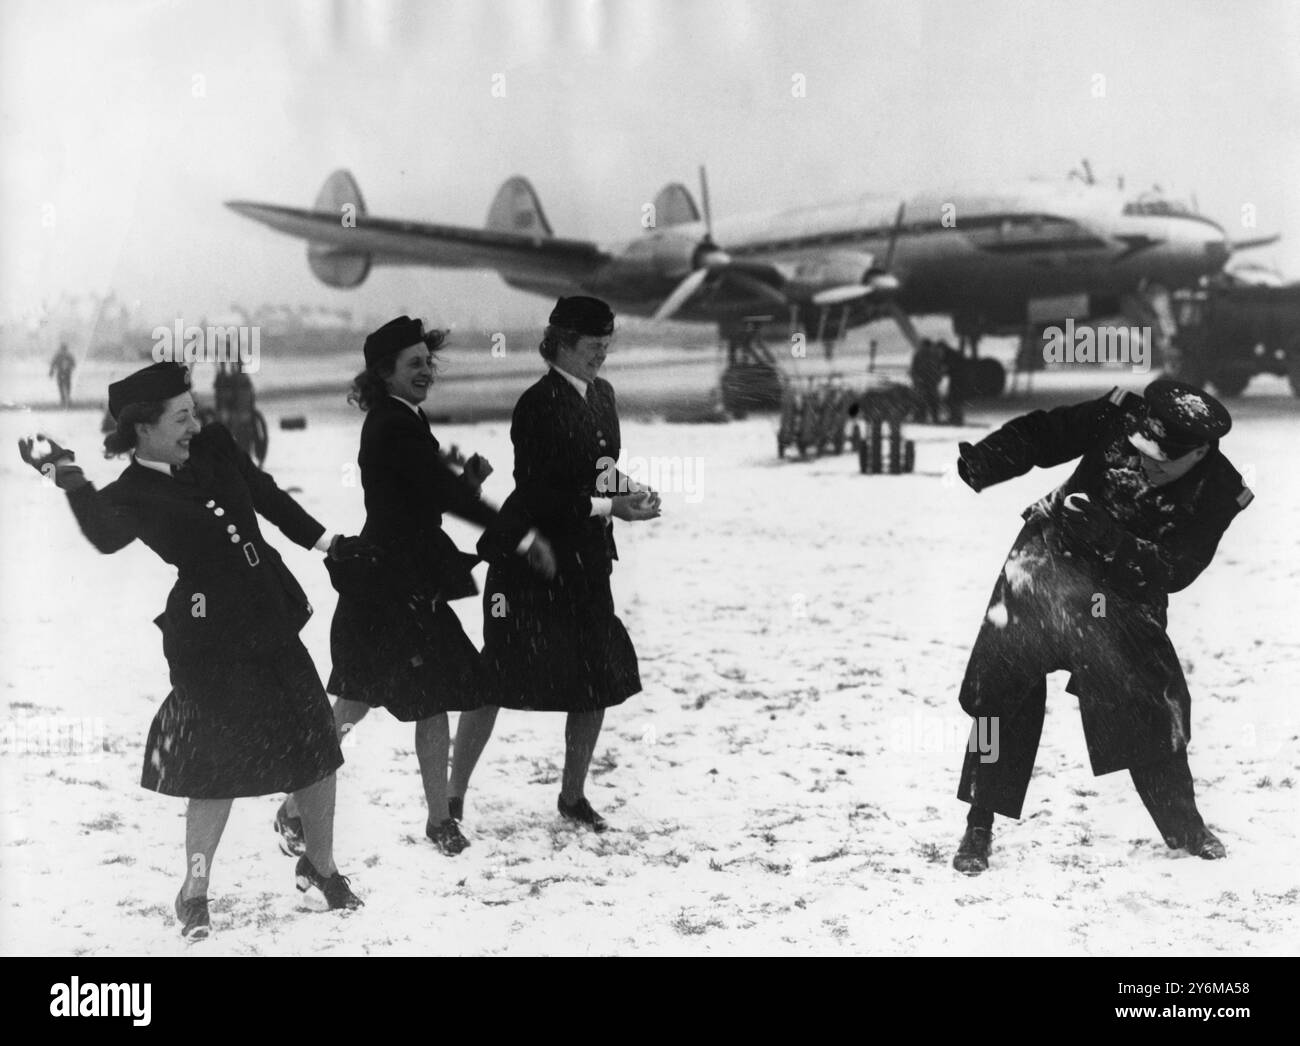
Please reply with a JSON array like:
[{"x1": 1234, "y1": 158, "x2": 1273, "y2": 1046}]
[{"x1": 950, "y1": 379, "x2": 1252, "y2": 875}]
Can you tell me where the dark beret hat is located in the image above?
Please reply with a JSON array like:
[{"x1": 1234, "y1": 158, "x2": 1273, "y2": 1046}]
[
  {"x1": 107, "y1": 361, "x2": 191, "y2": 420},
  {"x1": 548, "y1": 296, "x2": 614, "y2": 337},
  {"x1": 364, "y1": 315, "x2": 439, "y2": 369},
  {"x1": 1142, "y1": 378, "x2": 1232, "y2": 449}
]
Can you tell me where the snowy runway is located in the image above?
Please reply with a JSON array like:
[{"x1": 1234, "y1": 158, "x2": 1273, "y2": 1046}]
[{"x1": 2, "y1": 386, "x2": 1297, "y2": 955}]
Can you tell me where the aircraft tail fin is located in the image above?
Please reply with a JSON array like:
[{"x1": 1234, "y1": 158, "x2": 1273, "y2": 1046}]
[
  {"x1": 308, "y1": 170, "x2": 371, "y2": 288},
  {"x1": 652, "y1": 183, "x2": 701, "y2": 228},
  {"x1": 486, "y1": 176, "x2": 554, "y2": 237}
]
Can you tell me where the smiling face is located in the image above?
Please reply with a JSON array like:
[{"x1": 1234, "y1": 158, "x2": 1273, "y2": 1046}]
[
  {"x1": 553, "y1": 334, "x2": 611, "y2": 384},
  {"x1": 136, "y1": 392, "x2": 201, "y2": 466},
  {"x1": 384, "y1": 342, "x2": 435, "y2": 403}
]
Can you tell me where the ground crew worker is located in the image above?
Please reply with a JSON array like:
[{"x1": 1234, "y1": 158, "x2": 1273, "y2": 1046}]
[
  {"x1": 50, "y1": 343, "x2": 75, "y2": 408},
  {"x1": 910, "y1": 339, "x2": 944, "y2": 423},
  {"x1": 950, "y1": 380, "x2": 1252, "y2": 875},
  {"x1": 939, "y1": 340, "x2": 966, "y2": 425}
]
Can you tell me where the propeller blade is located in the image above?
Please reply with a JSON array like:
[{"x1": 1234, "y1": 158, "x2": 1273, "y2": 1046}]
[
  {"x1": 699, "y1": 165, "x2": 713, "y2": 239},
  {"x1": 882, "y1": 201, "x2": 906, "y2": 272},
  {"x1": 653, "y1": 267, "x2": 712, "y2": 321},
  {"x1": 812, "y1": 285, "x2": 872, "y2": 307},
  {"x1": 1230, "y1": 233, "x2": 1282, "y2": 253}
]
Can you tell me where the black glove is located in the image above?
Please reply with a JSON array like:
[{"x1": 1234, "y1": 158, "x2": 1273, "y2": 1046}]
[
  {"x1": 1057, "y1": 496, "x2": 1125, "y2": 556},
  {"x1": 18, "y1": 434, "x2": 75, "y2": 472},
  {"x1": 327, "y1": 535, "x2": 382, "y2": 563},
  {"x1": 956, "y1": 441, "x2": 991, "y2": 492},
  {"x1": 18, "y1": 435, "x2": 85, "y2": 490}
]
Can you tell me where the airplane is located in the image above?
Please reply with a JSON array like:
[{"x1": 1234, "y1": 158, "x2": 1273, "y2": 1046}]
[{"x1": 226, "y1": 163, "x2": 1279, "y2": 409}]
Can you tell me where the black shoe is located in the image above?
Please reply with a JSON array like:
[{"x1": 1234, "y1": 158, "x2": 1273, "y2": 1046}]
[
  {"x1": 175, "y1": 888, "x2": 211, "y2": 941},
  {"x1": 426, "y1": 817, "x2": 470, "y2": 855},
  {"x1": 448, "y1": 796, "x2": 464, "y2": 823},
  {"x1": 1184, "y1": 824, "x2": 1226, "y2": 860},
  {"x1": 952, "y1": 826, "x2": 992, "y2": 876},
  {"x1": 274, "y1": 800, "x2": 305, "y2": 857},
  {"x1": 557, "y1": 795, "x2": 608, "y2": 833},
  {"x1": 294, "y1": 856, "x2": 363, "y2": 910}
]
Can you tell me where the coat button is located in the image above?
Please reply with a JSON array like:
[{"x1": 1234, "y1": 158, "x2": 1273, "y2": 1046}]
[
  {"x1": 229, "y1": 533, "x2": 241, "y2": 543},
  {"x1": 599, "y1": 439, "x2": 607, "y2": 447},
  {"x1": 205, "y1": 500, "x2": 215, "y2": 508},
  {"x1": 214, "y1": 508, "x2": 225, "y2": 517},
  {"x1": 596, "y1": 430, "x2": 604, "y2": 437},
  {"x1": 226, "y1": 524, "x2": 237, "y2": 534}
]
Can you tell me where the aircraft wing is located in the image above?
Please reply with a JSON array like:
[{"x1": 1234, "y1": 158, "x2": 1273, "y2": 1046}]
[{"x1": 225, "y1": 200, "x2": 610, "y2": 283}]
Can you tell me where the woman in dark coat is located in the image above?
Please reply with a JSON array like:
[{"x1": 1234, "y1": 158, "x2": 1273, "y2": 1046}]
[
  {"x1": 477, "y1": 296, "x2": 660, "y2": 832},
  {"x1": 282, "y1": 317, "x2": 554, "y2": 855},
  {"x1": 18, "y1": 361, "x2": 364, "y2": 941}
]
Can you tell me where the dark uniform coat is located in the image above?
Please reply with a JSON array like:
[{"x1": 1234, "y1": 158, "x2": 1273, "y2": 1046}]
[
  {"x1": 477, "y1": 369, "x2": 642, "y2": 712},
  {"x1": 326, "y1": 396, "x2": 498, "y2": 721},
  {"x1": 65, "y1": 424, "x2": 342, "y2": 798},
  {"x1": 955, "y1": 387, "x2": 1252, "y2": 815}
]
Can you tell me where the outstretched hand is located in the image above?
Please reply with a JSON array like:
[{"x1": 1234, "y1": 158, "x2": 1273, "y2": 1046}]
[
  {"x1": 18, "y1": 435, "x2": 85, "y2": 490},
  {"x1": 18, "y1": 434, "x2": 74, "y2": 473},
  {"x1": 463, "y1": 453, "x2": 493, "y2": 487},
  {"x1": 956, "y1": 441, "x2": 989, "y2": 492},
  {"x1": 526, "y1": 534, "x2": 557, "y2": 579},
  {"x1": 612, "y1": 492, "x2": 661, "y2": 522}
]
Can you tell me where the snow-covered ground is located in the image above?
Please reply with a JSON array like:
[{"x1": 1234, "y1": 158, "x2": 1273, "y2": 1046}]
[{"x1": 1, "y1": 376, "x2": 1297, "y2": 956}]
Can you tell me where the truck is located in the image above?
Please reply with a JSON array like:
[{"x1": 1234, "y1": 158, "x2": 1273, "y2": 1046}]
[{"x1": 1169, "y1": 276, "x2": 1300, "y2": 397}]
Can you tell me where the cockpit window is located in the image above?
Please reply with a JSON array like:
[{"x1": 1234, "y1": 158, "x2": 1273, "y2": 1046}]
[{"x1": 1123, "y1": 195, "x2": 1194, "y2": 217}]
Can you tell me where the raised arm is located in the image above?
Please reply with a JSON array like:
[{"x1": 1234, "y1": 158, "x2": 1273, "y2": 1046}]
[
  {"x1": 385, "y1": 421, "x2": 501, "y2": 532},
  {"x1": 959, "y1": 392, "x2": 1126, "y2": 492}
]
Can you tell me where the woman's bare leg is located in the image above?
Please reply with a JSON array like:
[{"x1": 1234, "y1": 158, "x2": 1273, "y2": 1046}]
[
  {"x1": 415, "y1": 713, "x2": 450, "y2": 823},
  {"x1": 184, "y1": 798, "x2": 233, "y2": 899},
  {"x1": 560, "y1": 709, "x2": 605, "y2": 804},
  {"x1": 284, "y1": 698, "x2": 369, "y2": 820},
  {"x1": 449, "y1": 706, "x2": 499, "y2": 807},
  {"x1": 293, "y1": 772, "x2": 338, "y2": 875}
]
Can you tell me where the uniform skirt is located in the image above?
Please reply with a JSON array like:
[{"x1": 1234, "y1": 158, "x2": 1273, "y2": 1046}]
[
  {"x1": 142, "y1": 636, "x2": 343, "y2": 799},
  {"x1": 327, "y1": 595, "x2": 486, "y2": 722},
  {"x1": 480, "y1": 555, "x2": 642, "y2": 713}
]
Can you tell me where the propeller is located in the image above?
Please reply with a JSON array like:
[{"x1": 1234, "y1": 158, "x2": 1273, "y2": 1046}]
[
  {"x1": 811, "y1": 201, "x2": 907, "y2": 305},
  {"x1": 653, "y1": 165, "x2": 785, "y2": 321}
]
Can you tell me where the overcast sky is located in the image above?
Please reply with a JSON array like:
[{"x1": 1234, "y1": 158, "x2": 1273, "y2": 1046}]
[{"x1": 3, "y1": 0, "x2": 1298, "y2": 326}]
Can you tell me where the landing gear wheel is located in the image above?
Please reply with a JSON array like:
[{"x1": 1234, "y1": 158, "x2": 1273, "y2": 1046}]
[{"x1": 970, "y1": 358, "x2": 1007, "y2": 398}]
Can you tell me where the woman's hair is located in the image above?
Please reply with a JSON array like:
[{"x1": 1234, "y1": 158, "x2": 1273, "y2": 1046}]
[
  {"x1": 348, "y1": 329, "x2": 446, "y2": 411},
  {"x1": 538, "y1": 324, "x2": 585, "y2": 362},
  {"x1": 103, "y1": 400, "x2": 167, "y2": 457}
]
